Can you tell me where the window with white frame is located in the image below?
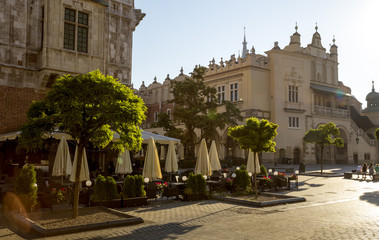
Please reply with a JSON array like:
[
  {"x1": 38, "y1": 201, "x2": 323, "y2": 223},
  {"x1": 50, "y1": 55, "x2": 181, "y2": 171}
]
[
  {"x1": 288, "y1": 85, "x2": 298, "y2": 103},
  {"x1": 167, "y1": 109, "x2": 172, "y2": 119},
  {"x1": 289, "y1": 117, "x2": 299, "y2": 128},
  {"x1": 364, "y1": 153, "x2": 370, "y2": 161},
  {"x1": 154, "y1": 112, "x2": 158, "y2": 122},
  {"x1": 218, "y1": 86, "x2": 225, "y2": 103},
  {"x1": 230, "y1": 83, "x2": 238, "y2": 101}
]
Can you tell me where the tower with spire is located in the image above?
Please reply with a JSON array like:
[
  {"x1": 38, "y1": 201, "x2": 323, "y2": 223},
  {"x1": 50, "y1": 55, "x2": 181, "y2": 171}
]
[{"x1": 242, "y1": 27, "x2": 248, "y2": 58}]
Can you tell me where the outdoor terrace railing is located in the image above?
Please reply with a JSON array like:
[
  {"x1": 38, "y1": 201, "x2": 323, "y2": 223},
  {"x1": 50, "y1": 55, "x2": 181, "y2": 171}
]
[{"x1": 314, "y1": 105, "x2": 348, "y2": 118}]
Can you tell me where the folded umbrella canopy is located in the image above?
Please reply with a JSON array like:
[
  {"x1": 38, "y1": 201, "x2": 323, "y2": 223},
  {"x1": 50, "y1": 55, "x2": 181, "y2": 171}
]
[
  {"x1": 165, "y1": 140, "x2": 178, "y2": 173},
  {"x1": 195, "y1": 139, "x2": 212, "y2": 176},
  {"x1": 52, "y1": 136, "x2": 72, "y2": 177},
  {"x1": 247, "y1": 151, "x2": 261, "y2": 174},
  {"x1": 209, "y1": 140, "x2": 221, "y2": 171},
  {"x1": 69, "y1": 146, "x2": 90, "y2": 182},
  {"x1": 116, "y1": 149, "x2": 133, "y2": 174},
  {"x1": 142, "y1": 137, "x2": 162, "y2": 179}
]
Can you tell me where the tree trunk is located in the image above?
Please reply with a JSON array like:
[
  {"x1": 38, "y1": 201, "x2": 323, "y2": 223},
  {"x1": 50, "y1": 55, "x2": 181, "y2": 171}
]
[
  {"x1": 253, "y1": 152, "x2": 258, "y2": 199},
  {"x1": 72, "y1": 141, "x2": 85, "y2": 218}
]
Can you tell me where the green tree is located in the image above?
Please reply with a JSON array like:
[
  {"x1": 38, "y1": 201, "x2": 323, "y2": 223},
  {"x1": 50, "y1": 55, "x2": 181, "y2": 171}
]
[
  {"x1": 154, "y1": 65, "x2": 242, "y2": 160},
  {"x1": 375, "y1": 128, "x2": 379, "y2": 141},
  {"x1": 303, "y1": 122, "x2": 344, "y2": 175},
  {"x1": 19, "y1": 70, "x2": 146, "y2": 217},
  {"x1": 228, "y1": 117, "x2": 278, "y2": 198}
]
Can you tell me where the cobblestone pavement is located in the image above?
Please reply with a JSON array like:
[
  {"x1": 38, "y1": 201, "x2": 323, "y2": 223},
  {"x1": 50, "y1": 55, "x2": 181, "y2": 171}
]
[{"x1": 1, "y1": 165, "x2": 378, "y2": 240}]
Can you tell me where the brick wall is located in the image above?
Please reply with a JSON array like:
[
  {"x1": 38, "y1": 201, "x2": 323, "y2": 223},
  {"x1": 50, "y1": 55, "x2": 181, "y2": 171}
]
[{"x1": 0, "y1": 86, "x2": 45, "y2": 134}]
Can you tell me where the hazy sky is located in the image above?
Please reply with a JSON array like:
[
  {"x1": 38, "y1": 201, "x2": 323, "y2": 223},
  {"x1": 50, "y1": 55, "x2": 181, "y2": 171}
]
[{"x1": 132, "y1": 0, "x2": 379, "y2": 108}]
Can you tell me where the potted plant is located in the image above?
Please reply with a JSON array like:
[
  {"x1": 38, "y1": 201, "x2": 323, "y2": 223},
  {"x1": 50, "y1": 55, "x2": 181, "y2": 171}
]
[
  {"x1": 258, "y1": 176, "x2": 272, "y2": 192},
  {"x1": 275, "y1": 172, "x2": 287, "y2": 188},
  {"x1": 121, "y1": 175, "x2": 147, "y2": 207},
  {"x1": 91, "y1": 175, "x2": 121, "y2": 208},
  {"x1": 14, "y1": 164, "x2": 38, "y2": 212},
  {"x1": 184, "y1": 173, "x2": 207, "y2": 201},
  {"x1": 233, "y1": 169, "x2": 251, "y2": 191}
]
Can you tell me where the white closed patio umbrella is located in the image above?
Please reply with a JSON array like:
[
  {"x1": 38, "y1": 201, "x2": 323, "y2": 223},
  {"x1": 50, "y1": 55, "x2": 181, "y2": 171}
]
[
  {"x1": 247, "y1": 151, "x2": 261, "y2": 174},
  {"x1": 69, "y1": 146, "x2": 90, "y2": 182},
  {"x1": 209, "y1": 140, "x2": 221, "y2": 171},
  {"x1": 195, "y1": 139, "x2": 212, "y2": 176},
  {"x1": 142, "y1": 137, "x2": 162, "y2": 179},
  {"x1": 116, "y1": 149, "x2": 133, "y2": 174},
  {"x1": 165, "y1": 140, "x2": 178, "y2": 173},
  {"x1": 52, "y1": 136, "x2": 72, "y2": 181}
]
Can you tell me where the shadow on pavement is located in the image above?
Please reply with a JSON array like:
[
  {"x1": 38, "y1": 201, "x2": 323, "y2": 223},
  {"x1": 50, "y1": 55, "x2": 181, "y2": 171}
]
[
  {"x1": 106, "y1": 222, "x2": 201, "y2": 240},
  {"x1": 359, "y1": 191, "x2": 379, "y2": 206},
  {"x1": 127, "y1": 199, "x2": 227, "y2": 214}
]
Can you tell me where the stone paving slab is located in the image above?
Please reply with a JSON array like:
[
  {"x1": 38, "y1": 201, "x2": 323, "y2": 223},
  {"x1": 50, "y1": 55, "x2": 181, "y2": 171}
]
[{"x1": 1, "y1": 165, "x2": 379, "y2": 239}]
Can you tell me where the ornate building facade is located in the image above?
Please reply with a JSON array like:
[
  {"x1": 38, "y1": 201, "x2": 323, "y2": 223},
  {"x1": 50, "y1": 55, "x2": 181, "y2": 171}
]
[
  {"x1": 138, "y1": 25, "x2": 378, "y2": 165},
  {"x1": 0, "y1": 0, "x2": 144, "y2": 175},
  {"x1": 0, "y1": 0, "x2": 144, "y2": 134}
]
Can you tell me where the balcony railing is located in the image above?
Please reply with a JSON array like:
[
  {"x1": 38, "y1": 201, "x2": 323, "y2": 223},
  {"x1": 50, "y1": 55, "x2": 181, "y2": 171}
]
[{"x1": 314, "y1": 105, "x2": 348, "y2": 118}]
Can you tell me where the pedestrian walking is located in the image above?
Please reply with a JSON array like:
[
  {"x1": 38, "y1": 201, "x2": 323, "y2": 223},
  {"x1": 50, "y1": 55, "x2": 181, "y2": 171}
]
[
  {"x1": 362, "y1": 163, "x2": 368, "y2": 180},
  {"x1": 368, "y1": 163, "x2": 375, "y2": 180}
]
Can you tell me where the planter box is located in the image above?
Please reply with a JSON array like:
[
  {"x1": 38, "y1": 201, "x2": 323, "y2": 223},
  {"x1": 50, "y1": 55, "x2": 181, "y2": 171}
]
[
  {"x1": 122, "y1": 197, "x2": 148, "y2": 207},
  {"x1": 91, "y1": 199, "x2": 122, "y2": 208},
  {"x1": 184, "y1": 193, "x2": 207, "y2": 201}
]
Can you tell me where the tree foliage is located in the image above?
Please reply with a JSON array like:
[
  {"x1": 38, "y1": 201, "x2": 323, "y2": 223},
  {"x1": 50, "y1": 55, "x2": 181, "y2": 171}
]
[
  {"x1": 19, "y1": 70, "x2": 146, "y2": 217},
  {"x1": 228, "y1": 117, "x2": 278, "y2": 198},
  {"x1": 153, "y1": 65, "x2": 242, "y2": 159},
  {"x1": 303, "y1": 122, "x2": 344, "y2": 175},
  {"x1": 375, "y1": 128, "x2": 379, "y2": 140}
]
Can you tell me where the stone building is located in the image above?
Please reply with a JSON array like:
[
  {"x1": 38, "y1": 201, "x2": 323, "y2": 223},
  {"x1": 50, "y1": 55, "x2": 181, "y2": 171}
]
[
  {"x1": 0, "y1": 0, "x2": 144, "y2": 134},
  {"x1": 0, "y1": 0, "x2": 144, "y2": 175},
  {"x1": 138, "y1": 25, "x2": 378, "y2": 165}
]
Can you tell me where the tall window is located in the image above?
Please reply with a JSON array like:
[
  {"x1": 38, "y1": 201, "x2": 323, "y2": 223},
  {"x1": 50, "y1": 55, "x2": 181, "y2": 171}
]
[
  {"x1": 167, "y1": 109, "x2": 172, "y2": 120},
  {"x1": 230, "y1": 83, "x2": 238, "y2": 101},
  {"x1": 288, "y1": 86, "x2": 298, "y2": 103},
  {"x1": 64, "y1": 8, "x2": 88, "y2": 53},
  {"x1": 154, "y1": 112, "x2": 159, "y2": 122},
  {"x1": 289, "y1": 117, "x2": 299, "y2": 128},
  {"x1": 218, "y1": 86, "x2": 225, "y2": 103}
]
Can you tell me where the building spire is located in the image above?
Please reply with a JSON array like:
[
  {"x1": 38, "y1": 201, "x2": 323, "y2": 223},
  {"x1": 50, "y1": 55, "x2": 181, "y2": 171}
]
[
  {"x1": 372, "y1": 80, "x2": 375, "y2": 92},
  {"x1": 242, "y1": 27, "x2": 248, "y2": 58}
]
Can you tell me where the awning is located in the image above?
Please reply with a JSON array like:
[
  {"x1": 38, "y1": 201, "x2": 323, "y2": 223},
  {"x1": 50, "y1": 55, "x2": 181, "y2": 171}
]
[
  {"x1": 310, "y1": 83, "x2": 351, "y2": 96},
  {"x1": 0, "y1": 131, "x2": 72, "y2": 141},
  {"x1": 113, "y1": 130, "x2": 180, "y2": 144},
  {"x1": 0, "y1": 129, "x2": 180, "y2": 144}
]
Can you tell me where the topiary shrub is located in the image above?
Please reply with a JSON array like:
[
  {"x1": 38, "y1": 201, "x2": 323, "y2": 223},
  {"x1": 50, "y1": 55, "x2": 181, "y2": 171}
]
[
  {"x1": 92, "y1": 174, "x2": 119, "y2": 201},
  {"x1": 92, "y1": 175, "x2": 107, "y2": 202},
  {"x1": 233, "y1": 169, "x2": 251, "y2": 190},
  {"x1": 14, "y1": 164, "x2": 38, "y2": 212},
  {"x1": 260, "y1": 165, "x2": 268, "y2": 177},
  {"x1": 122, "y1": 175, "x2": 145, "y2": 198},
  {"x1": 185, "y1": 173, "x2": 206, "y2": 195},
  {"x1": 194, "y1": 174, "x2": 206, "y2": 195},
  {"x1": 134, "y1": 175, "x2": 146, "y2": 197},
  {"x1": 123, "y1": 175, "x2": 136, "y2": 198},
  {"x1": 105, "y1": 176, "x2": 118, "y2": 200},
  {"x1": 240, "y1": 164, "x2": 247, "y2": 170}
]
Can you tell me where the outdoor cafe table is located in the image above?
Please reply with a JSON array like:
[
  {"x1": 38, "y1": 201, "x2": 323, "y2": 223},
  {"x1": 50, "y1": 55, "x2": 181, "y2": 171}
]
[{"x1": 206, "y1": 180, "x2": 220, "y2": 193}]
